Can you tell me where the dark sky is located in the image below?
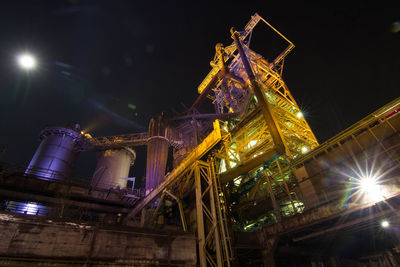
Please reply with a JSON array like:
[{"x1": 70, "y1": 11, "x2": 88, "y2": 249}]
[{"x1": 0, "y1": 0, "x2": 399, "y2": 179}]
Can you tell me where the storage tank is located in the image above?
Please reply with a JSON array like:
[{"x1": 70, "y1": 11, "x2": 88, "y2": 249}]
[
  {"x1": 91, "y1": 147, "x2": 136, "y2": 189},
  {"x1": 145, "y1": 113, "x2": 170, "y2": 195},
  {"x1": 25, "y1": 126, "x2": 82, "y2": 180}
]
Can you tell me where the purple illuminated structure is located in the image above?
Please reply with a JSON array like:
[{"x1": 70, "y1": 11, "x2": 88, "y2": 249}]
[
  {"x1": 91, "y1": 147, "x2": 136, "y2": 189},
  {"x1": 25, "y1": 126, "x2": 82, "y2": 180},
  {"x1": 145, "y1": 114, "x2": 170, "y2": 195}
]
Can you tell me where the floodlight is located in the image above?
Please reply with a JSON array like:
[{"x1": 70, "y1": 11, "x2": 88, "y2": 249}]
[
  {"x1": 301, "y1": 146, "x2": 309, "y2": 154},
  {"x1": 381, "y1": 220, "x2": 389, "y2": 228}
]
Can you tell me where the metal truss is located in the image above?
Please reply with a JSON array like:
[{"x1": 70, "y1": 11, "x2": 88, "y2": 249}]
[
  {"x1": 78, "y1": 128, "x2": 183, "y2": 152},
  {"x1": 194, "y1": 160, "x2": 232, "y2": 267},
  {"x1": 128, "y1": 159, "x2": 234, "y2": 267},
  {"x1": 196, "y1": 13, "x2": 319, "y2": 231},
  {"x1": 121, "y1": 120, "x2": 233, "y2": 266}
]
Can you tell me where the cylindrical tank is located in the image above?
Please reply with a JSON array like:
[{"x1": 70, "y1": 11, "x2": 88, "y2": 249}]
[
  {"x1": 145, "y1": 113, "x2": 170, "y2": 195},
  {"x1": 91, "y1": 147, "x2": 136, "y2": 189},
  {"x1": 25, "y1": 126, "x2": 82, "y2": 180}
]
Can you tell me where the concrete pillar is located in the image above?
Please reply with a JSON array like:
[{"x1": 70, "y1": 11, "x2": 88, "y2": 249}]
[
  {"x1": 257, "y1": 230, "x2": 278, "y2": 267},
  {"x1": 294, "y1": 166, "x2": 319, "y2": 209}
]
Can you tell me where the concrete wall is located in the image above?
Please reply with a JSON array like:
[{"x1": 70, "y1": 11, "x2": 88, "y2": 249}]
[{"x1": 0, "y1": 216, "x2": 196, "y2": 266}]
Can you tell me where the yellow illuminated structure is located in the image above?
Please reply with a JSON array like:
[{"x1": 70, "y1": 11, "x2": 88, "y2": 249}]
[
  {"x1": 84, "y1": 14, "x2": 322, "y2": 263},
  {"x1": 80, "y1": 13, "x2": 324, "y2": 265},
  {"x1": 191, "y1": 13, "x2": 319, "y2": 230}
]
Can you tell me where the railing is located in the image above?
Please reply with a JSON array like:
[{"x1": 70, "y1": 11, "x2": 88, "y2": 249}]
[
  {"x1": 1, "y1": 163, "x2": 90, "y2": 185},
  {"x1": 81, "y1": 132, "x2": 148, "y2": 151},
  {"x1": 0, "y1": 162, "x2": 145, "y2": 199},
  {"x1": 1, "y1": 201, "x2": 49, "y2": 216},
  {"x1": 292, "y1": 97, "x2": 400, "y2": 167},
  {"x1": 0, "y1": 200, "x2": 127, "y2": 225}
]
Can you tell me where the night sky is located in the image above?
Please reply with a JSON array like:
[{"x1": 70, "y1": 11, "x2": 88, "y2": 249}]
[{"x1": 0, "y1": 1, "x2": 399, "y2": 180}]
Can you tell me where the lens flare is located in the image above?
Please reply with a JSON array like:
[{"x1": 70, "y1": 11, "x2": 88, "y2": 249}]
[
  {"x1": 357, "y1": 175, "x2": 385, "y2": 203},
  {"x1": 359, "y1": 177, "x2": 378, "y2": 194},
  {"x1": 335, "y1": 150, "x2": 398, "y2": 208}
]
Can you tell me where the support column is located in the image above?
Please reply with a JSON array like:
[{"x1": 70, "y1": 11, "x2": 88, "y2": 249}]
[
  {"x1": 261, "y1": 249, "x2": 276, "y2": 267},
  {"x1": 257, "y1": 230, "x2": 278, "y2": 267},
  {"x1": 207, "y1": 164, "x2": 223, "y2": 267},
  {"x1": 165, "y1": 190, "x2": 187, "y2": 232},
  {"x1": 195, "y1": 164, "x2": 207, "y2": 267}
]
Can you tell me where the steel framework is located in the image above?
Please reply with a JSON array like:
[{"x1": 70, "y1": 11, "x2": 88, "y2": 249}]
[{"x1": 122, "y1": 13, "x2": 320, "y2": 265}]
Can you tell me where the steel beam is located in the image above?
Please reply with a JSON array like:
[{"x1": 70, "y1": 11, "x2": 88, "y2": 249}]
[
  {"x1": 164, "y1": 190, "x2": 187, "y2": 232},
  {"x1": 219, "y1": 149, "x2": 277, "y2": 184}
]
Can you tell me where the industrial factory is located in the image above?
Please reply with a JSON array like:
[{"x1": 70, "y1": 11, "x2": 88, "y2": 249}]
[{"x1": 1, "y1": 13, "x2": 400, "y2": 267}]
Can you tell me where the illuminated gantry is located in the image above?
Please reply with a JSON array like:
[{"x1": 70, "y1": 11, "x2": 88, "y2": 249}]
[{"x1": 194, "y1": 13, "x2": 319, "y2": 230}]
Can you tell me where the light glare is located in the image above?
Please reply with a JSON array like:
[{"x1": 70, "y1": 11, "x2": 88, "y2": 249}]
[
  {"x1": 358, "y1": 176, "x2": 384, "y2": 203},
  {"x1": 296, "y1": 112, "x2": 304, "y2": 118},
  {"x1": 17, "y1": 53, "x2": 36, "y2": 69},
  {"x1": 249, "y1": 140, "x2": 257, "y2": 148},
  {"x1": 360, "y1": 177, "x2": 378, "y2": 194},
  {"x1": 381, "y1": 220, "x2": 389, "y2": 228}
]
